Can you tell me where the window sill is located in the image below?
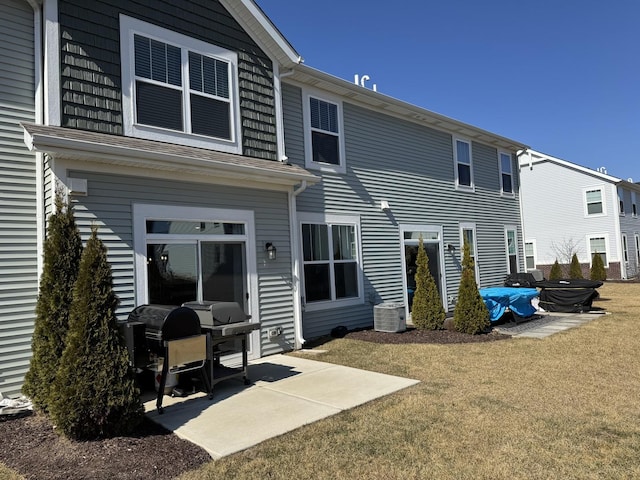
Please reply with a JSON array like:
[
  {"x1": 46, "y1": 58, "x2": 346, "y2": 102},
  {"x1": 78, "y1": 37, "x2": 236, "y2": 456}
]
[
  {"x1": 455, "y1": 184, "x2": 475, "y2": 193},
  {"x1": 305, "y1": 162, "x2": 346, "y2": 175},
  {"x1": 128, "y1": 123, "x2": 242, "y2": 154}
]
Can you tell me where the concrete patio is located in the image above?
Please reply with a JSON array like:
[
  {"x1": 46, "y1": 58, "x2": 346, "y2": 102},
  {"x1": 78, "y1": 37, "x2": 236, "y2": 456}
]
[{"x1": 144, "y1": 354, "x2": 419, "y2": 459}]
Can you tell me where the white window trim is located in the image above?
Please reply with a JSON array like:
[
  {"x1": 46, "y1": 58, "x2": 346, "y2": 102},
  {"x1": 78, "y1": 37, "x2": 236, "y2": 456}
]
[
  {"x1": 587, "y1": 233, "x2": 609, "y2": 267},
  {"x1": 299, "y1": 212, "x2": 363, "y2": 311},
  {"x1": 622, "y1": 234, "x2": 629, "y2": 263},
  {"x1": 120, "y1": 14, "x2": 242, "y2": 154},
  {"x1": 453, "y1": 137, "x2": 474, "y2": 192},
  {"x1": 524, "y1": 239, "x2": 537, "y2": 271},
  {"x1": 583, "y1": 185, "x2": 606, "y2": 217},
  {"x1": 459, "y1": 222, "x2": 479, "y2": 283},
  {"x1": 302, "y1": 89, "x2": 347, "y2": 174},
  {"x1": 504, "y1": 225, "x2": 519, "y2": 274},
  {"x1": 498, "y1": 150, "x2": 515, "y2": 197}
]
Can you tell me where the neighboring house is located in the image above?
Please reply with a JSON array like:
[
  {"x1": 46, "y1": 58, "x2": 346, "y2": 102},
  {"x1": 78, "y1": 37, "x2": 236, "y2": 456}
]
[
  {"x1": 519, "y1": 149, "x2": 640, "y2": 280},
  {"x1": 1, "y1": 0, "x2": 527, "y2": 397}
]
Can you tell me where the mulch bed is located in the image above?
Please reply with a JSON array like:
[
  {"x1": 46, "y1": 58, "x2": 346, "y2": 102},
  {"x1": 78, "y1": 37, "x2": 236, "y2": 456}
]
[
  {"x1": 344, "y1": 326, "x2": 511, "y2": 344},
  {"x1": 0, "y1": 413, "x2": 211, "y2": 480}
]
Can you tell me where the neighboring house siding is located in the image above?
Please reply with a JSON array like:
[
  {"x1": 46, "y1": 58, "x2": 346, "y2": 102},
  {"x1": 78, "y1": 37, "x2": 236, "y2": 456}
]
[
  {"x1": 520, "y1": 160, "x2": 619, "y2": 268},
  {"x1": 58, "y1": 0, "x2": 277, "y2": 160},
  {"x1": 617, "y1": 187, "x2": 640, "y2": 278},
  {"x1": 0, "y1": 0, "x2": 37, "y2": 397},
  {"x1": 67, "y1": 170, "x2": 294, "y2": 355},
  {"x1": 283, "y1": 83, "x2": 523, "y2": 339}
]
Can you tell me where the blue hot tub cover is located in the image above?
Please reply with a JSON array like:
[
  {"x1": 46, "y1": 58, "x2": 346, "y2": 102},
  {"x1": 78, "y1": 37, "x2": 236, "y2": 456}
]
[{"x1": 479, "y1": 287, "x2": 539, "y2": 322}]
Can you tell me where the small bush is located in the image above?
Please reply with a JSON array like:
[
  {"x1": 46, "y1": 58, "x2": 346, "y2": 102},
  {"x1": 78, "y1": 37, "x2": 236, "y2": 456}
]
[
  {"x1": 590, "y1": 253, "x2": 607, "y2": 281},
  {"x1": 549, "y1": 260, "x2": 563, "y2": 280},
  {"x1": 411, "y1": 236, "x2": 445, "y2": 330},
  {"x1": 453, "y1": 240, "x2": 489, "y2": 335},
  {"x1": 22, "y1": 193, "x2": 83, "y2": 412},
  {"x1": 49, "y1": 227, "x2": 143, "y2": 439},
  {"x1": 569, "y1": 253, "x2": 583, "y2": 279}
]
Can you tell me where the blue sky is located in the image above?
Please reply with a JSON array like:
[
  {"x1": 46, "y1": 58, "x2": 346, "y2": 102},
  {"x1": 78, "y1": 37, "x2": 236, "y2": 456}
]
[{"x1": 258, "y1": 1, "x2": 640, "y2": 181}]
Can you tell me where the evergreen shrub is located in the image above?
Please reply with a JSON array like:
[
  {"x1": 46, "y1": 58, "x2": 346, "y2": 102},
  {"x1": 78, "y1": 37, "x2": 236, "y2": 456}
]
[
  {"x1": 22, "y1": 193, "x2": 82, "y2": 412},
  {"x1": 549, "y1": 260, "x2": 563, "y2": 280},
  {"x1": 453, "y1": 240, "x2": 489, "y2": 335},
  {"x1": 50, "y1": 227, "x2": 143, "y2": 439},
  {"x1": 590, "y1": 253, "x2": 607, "y2": 281},
  {"x1": 411, "y1": 236, "x2": 445, "y2": 330},
  {"x1": 569, "y1": 253, "x2": 584, "y2": 279}
]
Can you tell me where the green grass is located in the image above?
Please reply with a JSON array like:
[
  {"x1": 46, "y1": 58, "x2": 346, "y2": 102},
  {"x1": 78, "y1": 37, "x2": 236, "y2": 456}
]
[
  {"x1": 3, "y1": 282, "x2": 639, "y2": 479},
  {"x1": 180, "y1": 282, "x2": 640, "y2": 479}
]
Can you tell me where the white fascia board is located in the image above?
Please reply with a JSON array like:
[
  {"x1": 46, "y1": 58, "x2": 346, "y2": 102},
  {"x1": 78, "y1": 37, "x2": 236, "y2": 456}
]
[
  {"x1": 288, "y1": 64, "x2": 528, "y2": 152},
  {"x1": 523, "y1": 149, "x2": 622, "y2": 183},
  {"x1": 220, "y1": 0, "x2": 302, "y2": 67}
]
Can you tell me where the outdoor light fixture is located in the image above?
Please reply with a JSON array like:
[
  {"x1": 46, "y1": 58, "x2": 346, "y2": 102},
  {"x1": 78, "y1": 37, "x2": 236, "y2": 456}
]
[
  {"x1": 380, "y1": 200, "x2": 390, "y2": 211},
  {"x1": 447, "y1": 244, "x2": 456, "y2": 252},
  {"x1": 265, "y1": 242, "x2": 277, "y2": 261}
]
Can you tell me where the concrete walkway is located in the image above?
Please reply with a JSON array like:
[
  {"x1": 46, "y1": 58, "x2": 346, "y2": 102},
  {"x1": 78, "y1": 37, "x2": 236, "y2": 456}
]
[
  {"x1": 494, "y1": 311, "x2": 607, "y2": 338},
  {"x1": 144, "y1": 354, "x2": 419, "y2": 459}
]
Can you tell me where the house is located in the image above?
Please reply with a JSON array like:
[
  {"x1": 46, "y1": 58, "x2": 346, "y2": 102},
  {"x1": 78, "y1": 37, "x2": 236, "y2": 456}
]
[
  {"x1": 1, "y1": 0, "x2": 527, "y2": 397},
  {"x1": 518, "y1": 149, "x2": 640, "y2": 279}
]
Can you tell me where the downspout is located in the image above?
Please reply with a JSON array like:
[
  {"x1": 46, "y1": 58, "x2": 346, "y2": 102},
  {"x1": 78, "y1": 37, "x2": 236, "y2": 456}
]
[
  {"x1": 27, "y1": 0, "x2": 45, "y2": 277},
  {"x1": 289, "y1": 180, "x2": 307, "y2": 349},
  {"x1": 612, "y1": 183, "x2": 626, "y2": 279},
  {"x1": 516, "y1": 148, "x2": 529, "y2": 272}
]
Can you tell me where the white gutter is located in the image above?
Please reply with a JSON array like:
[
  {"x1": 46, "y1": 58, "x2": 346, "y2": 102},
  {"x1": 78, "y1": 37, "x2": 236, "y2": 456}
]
[{"x1": 289, "y1": 180, "x2": 308, "y2": 349}]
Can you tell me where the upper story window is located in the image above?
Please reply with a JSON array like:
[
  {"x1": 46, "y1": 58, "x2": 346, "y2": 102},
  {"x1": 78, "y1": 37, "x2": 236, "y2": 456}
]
[
  {"x1": 303, "y1": 91, "x2": 346, "y2": 173},
  {"x1": 584, "y1": 187, "x2": 605, "y2": 216},
  {"x1": 120, "y1": 15, "x2": 241, "y2": 153},
  {"x1": 618, "y1": 189, "x2": 625, "y2": 215},
  {"x1": 632, "y1": 191, "x2": 637, "y2": 216},
  {"x1": 454, "y1": 138, "x2": 474, "y2": 191},
  {"x1": 499, "y1": 151, "x2": 514, "y2": 195}
]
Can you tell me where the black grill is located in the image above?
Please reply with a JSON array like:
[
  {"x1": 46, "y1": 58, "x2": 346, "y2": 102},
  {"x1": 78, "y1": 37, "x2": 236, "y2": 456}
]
[{"x1": 125, "y1": 305, "x2": 210, "y2": 414}]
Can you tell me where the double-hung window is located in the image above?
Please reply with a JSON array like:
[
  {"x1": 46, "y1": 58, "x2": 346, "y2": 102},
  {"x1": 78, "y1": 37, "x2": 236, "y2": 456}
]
[
  {"x1": 525, "y1": 241, "x2": 536, "y2": 270},
  {"x1": 619, "y1": 189, "x2": 625, "y2": 215},
  {"x1": 300, "y1": 214, "x2": 362, "y2": 310},
  {"x1": 303, "y1": 91, "x2": 345, "y2": 173},
  {"x1": 584, "y1": 187, "x2": 605, "y2": 216},
  {"x1": 120, "y1": 15, "x2": 240, "y2": 153},
  {"x1": 499, "y1": 151, "x2": 514, "y2": 195},
  {"x1": 632, "y1": 192, "x2": 638, "y2": 216},
  {"x1": 588, "y1": 235, "x2": 608, "y2": 267},
  {"x1": 454, "y1": 138, "x2": 473, "y2": 190}
]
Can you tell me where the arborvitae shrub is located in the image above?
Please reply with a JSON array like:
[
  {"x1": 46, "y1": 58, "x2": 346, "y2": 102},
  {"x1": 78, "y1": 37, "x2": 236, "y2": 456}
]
[
  {"x1": 411, "y1": 236, "x2": 445, "y2": 330},
  {"x1": 569, "y1": 253, "x2": 584, "y2": 279},
  {"x1": 549, "y1": 260, "x2": 563, "y2": 280},
  {"x1": 590, "y1": 253, "x2": 607, "y2": 281},
  {"x1": 453, "y1": 240, "x2": 490, "y2": 335},
  {"x1": 50, "y1": 227, "x2": 143, "y2": 439},
  {"x1": 22, "y1": 193, "x2": 82, "y2": 412}
]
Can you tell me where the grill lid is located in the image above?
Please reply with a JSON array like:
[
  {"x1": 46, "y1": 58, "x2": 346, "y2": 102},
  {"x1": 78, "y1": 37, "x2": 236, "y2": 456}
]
[
  {"x1": 127, "y1": 304, "x2": 201, "y2": 340},
  {"x1": 182, "y1": 301, "x2": 251, "y2": 327}
]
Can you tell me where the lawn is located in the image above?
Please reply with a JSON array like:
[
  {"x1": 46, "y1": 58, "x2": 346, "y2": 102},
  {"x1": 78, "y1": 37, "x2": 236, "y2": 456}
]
[{"x1": 3, "y1": 282, "x2": 640, "y2": 479}]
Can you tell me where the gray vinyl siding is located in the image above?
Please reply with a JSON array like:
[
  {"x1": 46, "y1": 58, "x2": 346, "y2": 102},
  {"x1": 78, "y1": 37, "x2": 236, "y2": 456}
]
[
  {"x1": 0, "y1": 0, "x2": 37, "y2": 397},
  {"x1": 617, "y1": 187, "x2": 640, "y2": 277},
  {"x1": 283, "y1": 83, "x2": 523, "y2": 339},
  {"x1": 59, "y1": 0, "x2": 277, "y2": 160},
  {"x1": 67, "y1": 170, "x2": 294, "y2": 356}
]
